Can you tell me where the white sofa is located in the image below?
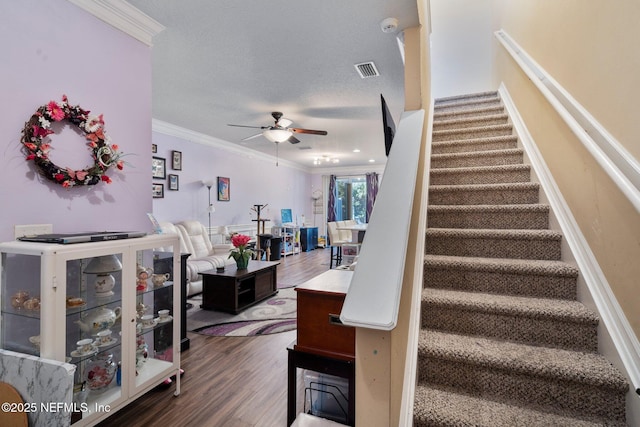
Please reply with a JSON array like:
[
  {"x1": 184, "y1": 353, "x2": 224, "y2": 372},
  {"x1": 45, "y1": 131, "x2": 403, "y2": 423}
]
[{"x1": 159, "y1": 220, "x2": 235, "y2": 296}]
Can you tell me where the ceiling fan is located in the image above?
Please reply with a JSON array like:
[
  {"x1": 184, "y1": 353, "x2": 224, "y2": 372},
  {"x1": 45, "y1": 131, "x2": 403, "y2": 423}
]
[{"x1": 228, "y1": 111, "x2": 328, "y2": 144}]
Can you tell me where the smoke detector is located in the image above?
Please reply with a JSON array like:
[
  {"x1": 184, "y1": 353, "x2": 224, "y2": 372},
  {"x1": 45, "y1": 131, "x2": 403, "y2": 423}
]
[{"x1": 380, "y1": 17, "x2": 398, "y2": 33}]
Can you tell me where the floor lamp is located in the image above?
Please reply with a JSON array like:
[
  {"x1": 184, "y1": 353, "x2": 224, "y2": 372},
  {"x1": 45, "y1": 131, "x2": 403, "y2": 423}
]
[{"x1": 203, "y1": 180, "x2": 215, "y2": 242}]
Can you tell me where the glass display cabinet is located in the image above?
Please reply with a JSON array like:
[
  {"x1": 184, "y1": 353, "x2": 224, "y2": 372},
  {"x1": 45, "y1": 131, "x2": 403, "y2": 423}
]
[{"x1": 0, "y1": 234, "x2": 181, "y2": 426}]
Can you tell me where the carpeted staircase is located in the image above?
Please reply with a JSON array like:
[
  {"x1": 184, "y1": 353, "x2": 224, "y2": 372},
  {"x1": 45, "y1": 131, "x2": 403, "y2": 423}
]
[{"x1": 413, "y1": 91, "x2": 629, "y2": 426}]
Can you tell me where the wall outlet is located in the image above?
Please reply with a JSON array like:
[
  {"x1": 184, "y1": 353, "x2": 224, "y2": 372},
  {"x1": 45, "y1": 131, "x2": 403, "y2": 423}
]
[{"x1": 14, "y1": 224, "x2": 53, "y2": 239}]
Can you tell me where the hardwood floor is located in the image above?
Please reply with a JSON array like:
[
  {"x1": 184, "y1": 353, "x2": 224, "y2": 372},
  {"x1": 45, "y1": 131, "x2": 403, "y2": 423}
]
[{"x1": 98, "y1": 247, "x2": 332, "y2": 427}]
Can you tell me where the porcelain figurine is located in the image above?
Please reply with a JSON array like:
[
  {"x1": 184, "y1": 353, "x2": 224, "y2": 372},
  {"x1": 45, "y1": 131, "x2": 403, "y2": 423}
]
[{"x1": 136, "y1": 264, "x2": 153, "y2": 291}]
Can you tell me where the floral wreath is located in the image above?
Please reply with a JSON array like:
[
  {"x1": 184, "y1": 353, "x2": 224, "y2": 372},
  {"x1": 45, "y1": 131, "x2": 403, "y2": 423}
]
[{"x1": 21, "y1": 95, "x2": 124, "y2": 187}]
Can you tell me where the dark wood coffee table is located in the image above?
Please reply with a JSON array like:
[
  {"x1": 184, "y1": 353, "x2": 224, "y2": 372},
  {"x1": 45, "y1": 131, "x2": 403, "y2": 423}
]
[{"x1": 200, "y1": 260, "x2": 279, "y2": 313}]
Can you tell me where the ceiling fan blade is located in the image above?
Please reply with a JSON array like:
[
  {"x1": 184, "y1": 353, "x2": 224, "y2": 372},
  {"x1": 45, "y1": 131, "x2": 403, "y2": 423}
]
[
  {"x1": 242, "y1": 133, "x2": 263, "y2": 141},
  {"x1": 228, "y1": 124, "x2": 268, "y2": 129},
  {"x1": 287, "y1": 135, "x2": 301, "y2": 144},
  {"x1": 290, "y1": 128, "x2": 328, "y2": 136}
]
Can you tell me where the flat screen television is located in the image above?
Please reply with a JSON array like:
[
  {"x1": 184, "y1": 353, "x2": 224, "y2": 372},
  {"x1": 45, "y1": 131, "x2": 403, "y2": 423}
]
[{"x1": 381, "y1": 94, "x2": 396, "y2": 157}]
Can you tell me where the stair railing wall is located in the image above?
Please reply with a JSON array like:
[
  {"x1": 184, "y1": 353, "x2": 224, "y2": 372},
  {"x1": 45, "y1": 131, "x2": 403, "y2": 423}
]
[
  {"x1": 339, "y1": 109, "x2": 425, "y2": 330},
  {"x1": 396, "y1": 99, "x2": 433, "y2": 426},
  {"x1": 495, "y1": 29, "x2": 640, "y2": 213},
  {"x1": 339, "y1": 109, "x2": 425, "y2": 426},
  {"x1": 500, "y1": 85, "x2": 640, "y2": 422}
]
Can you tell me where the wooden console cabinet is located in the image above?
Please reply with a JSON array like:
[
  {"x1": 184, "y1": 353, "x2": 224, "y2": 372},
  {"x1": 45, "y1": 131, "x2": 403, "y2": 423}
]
[
  {"x1": 295, "y1": 269, "x2": 355, "y2": 360},
  {"x1": 200, "y1": 261, "x2": 279, "y2": 314},
  {"x1": 288, "y1": 269, "x2": 355, "y2": 426}
]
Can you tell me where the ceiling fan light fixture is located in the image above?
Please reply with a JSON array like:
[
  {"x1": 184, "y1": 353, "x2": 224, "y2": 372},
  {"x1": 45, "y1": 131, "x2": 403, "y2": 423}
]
[
  {"x1": 263, "y1": 128, "x2": 292, "y2": 143},
  {"x1": 277, "y1": 118, "x2": 293, "y2": 128}
]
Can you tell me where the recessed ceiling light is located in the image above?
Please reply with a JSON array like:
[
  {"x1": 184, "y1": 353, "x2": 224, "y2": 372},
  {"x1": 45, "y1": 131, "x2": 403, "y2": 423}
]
[
  {"x1": 369, "y1": 159, "x2": 375, "y2": 163},
  {"x1": 353, "y1": 149, "x2": 360, "y2": 153}
]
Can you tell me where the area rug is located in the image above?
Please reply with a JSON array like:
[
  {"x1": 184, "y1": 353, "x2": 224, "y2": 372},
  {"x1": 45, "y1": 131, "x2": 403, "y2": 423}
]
[{"x1": 187, "y1": 287, "x2": 297, "y2": 337}]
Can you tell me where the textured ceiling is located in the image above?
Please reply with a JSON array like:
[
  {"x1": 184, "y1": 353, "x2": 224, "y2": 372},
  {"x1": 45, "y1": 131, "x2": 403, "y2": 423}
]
[{"x1": 127, "y1": 0, "x2": 420, "y2": 169}]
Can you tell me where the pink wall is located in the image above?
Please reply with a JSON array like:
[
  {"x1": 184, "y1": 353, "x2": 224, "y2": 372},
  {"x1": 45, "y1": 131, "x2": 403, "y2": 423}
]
[
  {"x1": 0, "y1": 0, "x2": 153, "y2": 241},
  {"x1": 151, "y1": 131, "x2": 318, "y2": 229}
]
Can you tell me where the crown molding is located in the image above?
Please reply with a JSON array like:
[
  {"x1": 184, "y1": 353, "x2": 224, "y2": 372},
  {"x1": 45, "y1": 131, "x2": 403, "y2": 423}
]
[
  {"x1": 66, "y1": 0, "x2": 165, "y2": 46},
  {"x1": 310, "y1": 163, "x2": 386, "y2": 176},
  {"x1": 152, "y1": 119, "x2": 310, "y2": 172}
]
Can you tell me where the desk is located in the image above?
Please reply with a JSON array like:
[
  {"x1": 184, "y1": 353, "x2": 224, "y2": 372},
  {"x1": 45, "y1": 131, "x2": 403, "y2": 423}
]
[
  {"x1": 337, "y1": 223, "x2": 367, "y2": 243},
  {"x1": 288, "y1": 269, "x2": 355, "y2": 425}
]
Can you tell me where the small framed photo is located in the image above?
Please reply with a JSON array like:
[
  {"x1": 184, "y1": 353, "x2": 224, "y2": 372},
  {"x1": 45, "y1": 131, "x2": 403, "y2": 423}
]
[
  {"x1": 152, "y1": 183, "x2": 164, "y2": 198},
  {"x1": 151, "y1": 143, "x2": 157, "y2": 153},
  {"x1": 172, "y1": 150, "x2": 182, "y2": 170},
  {"x1": 168, "y1": 174, "x2": 179, "y2": 191},
  {"x1": 152, "y1": 156, "x2": 166, "y2": 179},
  {"x1": 217, "y1": 177, "x2": 230, "y2": 201}
]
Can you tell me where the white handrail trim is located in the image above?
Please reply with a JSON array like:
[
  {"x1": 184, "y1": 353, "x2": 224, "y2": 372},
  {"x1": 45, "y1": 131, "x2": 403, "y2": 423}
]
[
  {"x1": 398, "y1": 99, "x2": 433, "y2": 426},
  {"x1": 495, "y1": 29, "x2": 640, "y2": 213},
  {"x1": 340, "y1": 110, "x2": 425, "y2": 330}
]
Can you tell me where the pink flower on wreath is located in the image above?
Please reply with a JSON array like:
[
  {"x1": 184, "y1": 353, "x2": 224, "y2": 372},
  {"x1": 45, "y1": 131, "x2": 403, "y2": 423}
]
[
  {"x1": 46, "y1": 101, "x2": 65, "y2": 121},
  {"x1": 101, "y1": 175, "x2": 112, "y2": 184},
  {"x1": 231, "y1": 234, "x2": 251, "y2": 248},
  {"x1": 32, "y1": 125, "x2": 53, "y2": 138}
]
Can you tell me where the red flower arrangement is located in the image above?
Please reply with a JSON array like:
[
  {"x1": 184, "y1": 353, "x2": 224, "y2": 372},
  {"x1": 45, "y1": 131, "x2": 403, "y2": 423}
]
[
  {"x1": 229, "y1": 234, "x2": 253, "y2": 268},
  {"x1": 20, "y1": 95, "x2": 125, "y2": 187}
]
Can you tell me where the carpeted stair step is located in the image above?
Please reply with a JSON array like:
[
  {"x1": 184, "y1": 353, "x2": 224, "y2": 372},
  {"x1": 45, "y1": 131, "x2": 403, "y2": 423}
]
[
  {"x1": 429, "y1": 182, "x2": 540, "y2": 205},
  {"x1": 424, "y1": 254, "x2": 579, "y2": 300},
  {"x1": 432, "y1": 135, "x2": 518, "y2": 155},
  {"x1": 433, "y1": 113, "x2": 509, "y2": 131},
  {"x1": 421, "y1": 288, "x2": 598, "y2": 351},
  {"x1": 431, "y1": 148, "x2": 523, "y2": 168},
  {"x1": 413, "y1": 385, "x2": 624, "y2": 427},
  {"x1": 434, "y1": 104, "x2": 504, "y2": 121},
  {"x1": 427, "y1": 204, "x2": 549, "y2": 229},
  {"x1": 417, "y1": 331, "x2": 628, "y2": 422},
  {"x1": 425, "y1": 228, "x2": 562, "y2": 260},
  {"x1": 433, "y1": 124, "x2": 513, "y2": 142},
  {"x1": 434, "y1": 95, "x2": 501, "y2": 113},
  {"x1": 435, "y1": 91, "x2": 499, "y2": 107},
  {"x1": 430, "y1": 164, "x2": 530, "y2": 186}
]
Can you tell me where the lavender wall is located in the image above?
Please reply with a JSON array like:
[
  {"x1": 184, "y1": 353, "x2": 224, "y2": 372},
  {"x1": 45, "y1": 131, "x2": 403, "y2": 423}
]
[
  {"x1": 151, "y1": 131, "x2": 318, "y2": 230},
  {"x1": 0, "y1": 0, "x2": 153, "y2": 242}
]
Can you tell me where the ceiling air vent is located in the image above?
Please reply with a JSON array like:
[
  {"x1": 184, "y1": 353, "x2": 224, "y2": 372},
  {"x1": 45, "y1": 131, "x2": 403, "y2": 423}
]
[
  {"x1": 354, "y1": 61, "x2": 379, "y2": 79},
  {"x1": 298, "y1": 146, "x2": 312, "y2": 150}
]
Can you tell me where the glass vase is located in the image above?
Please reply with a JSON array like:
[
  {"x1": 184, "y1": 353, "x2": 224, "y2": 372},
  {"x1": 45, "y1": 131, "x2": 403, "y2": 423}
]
[{"x1": 236, "y1": 254, "x2": 249, "y2": 270}]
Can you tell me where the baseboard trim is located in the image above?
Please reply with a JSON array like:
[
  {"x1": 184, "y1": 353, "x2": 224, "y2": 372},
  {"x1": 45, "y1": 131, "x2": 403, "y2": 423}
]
[{"x1": 500, "y1": 84, "x2": 640, "y2": 395}]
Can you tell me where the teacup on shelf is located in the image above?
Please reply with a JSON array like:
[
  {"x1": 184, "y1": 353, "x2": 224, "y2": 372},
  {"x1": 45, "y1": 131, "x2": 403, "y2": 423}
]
[
  {"x1": 140, "y1": 314, "x2": 156, "y2": 329},
  {"x1": 76, "y1": 338, "x2": 95, "y2": 355},
  {"x1": 11, "y1": 291, "x2": 29, "y2": 309},
  {"x1": 151, "y1": 273, "x2": 170, "y2": 287},
  {"x1": 97, "y1": 329, "x2": 114, "y2": 346}
]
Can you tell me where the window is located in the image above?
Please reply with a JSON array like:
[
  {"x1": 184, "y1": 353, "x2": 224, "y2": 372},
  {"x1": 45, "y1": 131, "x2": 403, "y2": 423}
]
[{"x1": 335, "y1": 176, "x2": 366, "y2": 223}]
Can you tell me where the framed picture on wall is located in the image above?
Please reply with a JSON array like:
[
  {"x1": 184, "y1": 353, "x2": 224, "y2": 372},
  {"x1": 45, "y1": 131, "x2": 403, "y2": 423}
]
[
  {"x1": 217, "y1": 177, "x2": 230, "y2": 201},
  {"x1": 152, "y1": 156, "x2": 166, "y2": 179},
  {"x1": 152, "y1": 183, "x2": 164, "y2": 198},
  {"x1": 168, "y1": 174, "x2": 179, "y2": 191},
  {"x1": 172, "y1": 150, "x2": 182, "y2": 170}
]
